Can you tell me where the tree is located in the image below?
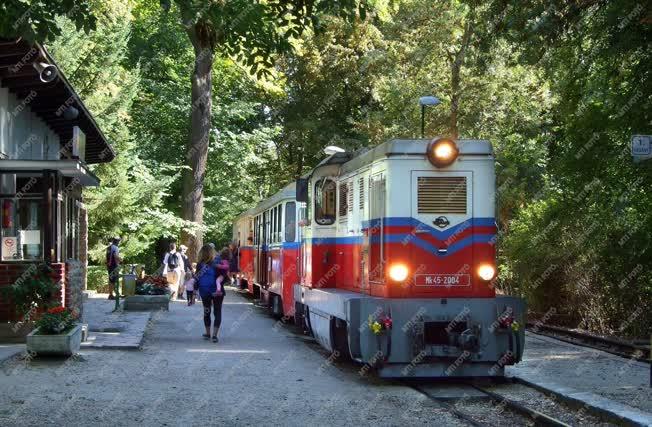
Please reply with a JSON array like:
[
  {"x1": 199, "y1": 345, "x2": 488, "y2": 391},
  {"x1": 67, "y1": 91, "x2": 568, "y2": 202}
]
[
  {"x1": 162, "y1": 0, "x2": 368, "y2": 260},
  {"x1": 0, "y1": 0, "x2": 96, "y2": 41},
  {"x1": 48, "y1": 0, "x2": 190, "y2": 269}
]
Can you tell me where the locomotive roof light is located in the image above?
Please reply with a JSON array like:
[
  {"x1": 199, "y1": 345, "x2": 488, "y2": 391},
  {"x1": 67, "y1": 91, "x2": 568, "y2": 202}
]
[
  {"x1": 427, "y1": 137, "x2": 459, "y2": 168},
  {"x1": 478, "y1": 264, "x2": 496, "y2": 282},
  {"x1": 388, "y1": 263, "x2": 409, "y2": 282}
]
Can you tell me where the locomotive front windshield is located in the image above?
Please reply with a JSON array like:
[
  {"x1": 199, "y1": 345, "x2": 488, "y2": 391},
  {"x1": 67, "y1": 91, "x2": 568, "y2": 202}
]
[{"x1": 314, "y1": 178, "x2": 336, "y2": 225}]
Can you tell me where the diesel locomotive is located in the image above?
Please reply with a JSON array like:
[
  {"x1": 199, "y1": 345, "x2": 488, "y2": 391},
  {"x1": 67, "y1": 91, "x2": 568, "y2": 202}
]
[{"x1": 232, "y1": 137, "x2": 526, "y2": 377}]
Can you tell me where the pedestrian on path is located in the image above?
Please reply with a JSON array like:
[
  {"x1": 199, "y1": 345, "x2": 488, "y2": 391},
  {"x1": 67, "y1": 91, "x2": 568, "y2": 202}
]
[
  {"x1": 195, "y1": 244, "x2": 226, "y2": 343},
  {"x1": 162, "y1": 242, "x2": 184, "y2": 300},
  {"x1": 228, "y1": 241, "x2": 239, "y2": 286},
  {"x1": 105, "y1": 237, "x2": 122, "y2": 300},
  {"x1": 179, "y1": 244, "x2": 191, "y2": 274}
]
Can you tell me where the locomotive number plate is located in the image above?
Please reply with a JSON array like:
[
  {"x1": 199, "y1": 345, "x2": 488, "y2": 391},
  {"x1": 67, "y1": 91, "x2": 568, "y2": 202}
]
[{"x1": 415, "y1": 274, "x2": 470, "y2": 287}]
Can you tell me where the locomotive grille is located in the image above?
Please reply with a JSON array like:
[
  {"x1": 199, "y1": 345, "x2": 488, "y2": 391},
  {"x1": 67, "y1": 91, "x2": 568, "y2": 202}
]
[
  {"x1": 347, "y1": 181, "x2": 353, "y2": 212},
  {"x1": 417, "y1": 176, "x2": 467, "y2": 214}
]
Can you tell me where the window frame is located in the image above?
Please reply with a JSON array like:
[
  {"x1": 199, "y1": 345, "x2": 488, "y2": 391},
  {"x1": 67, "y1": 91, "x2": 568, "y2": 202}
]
[
  {"x1": 284, "y1": 201, "x2": 296, "y2": 242},
  {"x1": 314, "y1": 178, "x2": 337, "y2": 226}
]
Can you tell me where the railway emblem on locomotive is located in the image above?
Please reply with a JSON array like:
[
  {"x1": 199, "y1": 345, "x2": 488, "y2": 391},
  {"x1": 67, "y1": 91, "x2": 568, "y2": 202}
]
[{"x1": 434, "y1": 216, "x2": 450, "y2": 228}]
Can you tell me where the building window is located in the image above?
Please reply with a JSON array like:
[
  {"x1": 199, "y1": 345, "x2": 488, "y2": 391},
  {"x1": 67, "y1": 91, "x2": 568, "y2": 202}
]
[
  {"x1": 1, "y1": 198, "x2": 43, "y2": 260},
  {"x1": 314, "y1": 178, "x2": 336, "y2": 226},
  {"x1": 284, "y1": 202, "x2": 296, "y2": 242}
]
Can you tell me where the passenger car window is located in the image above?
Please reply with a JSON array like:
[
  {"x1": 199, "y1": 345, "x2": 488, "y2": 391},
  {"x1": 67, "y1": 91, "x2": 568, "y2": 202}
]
[
  {"x1": 284, "y1": 202, "x2": 296, "y2": 242},
  {"x1": 314, "y1": 178, "x2": 336, "y2": 225}
]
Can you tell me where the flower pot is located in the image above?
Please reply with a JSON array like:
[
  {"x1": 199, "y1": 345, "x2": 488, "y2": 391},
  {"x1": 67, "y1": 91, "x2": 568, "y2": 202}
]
[{"x1": 26, "y1": 324, "x2": 82, "y2": 356}]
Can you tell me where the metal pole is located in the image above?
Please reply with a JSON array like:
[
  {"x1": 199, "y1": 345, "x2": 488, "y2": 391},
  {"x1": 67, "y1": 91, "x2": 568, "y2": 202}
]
[
  {"x1": 114, "y1": 271, "x2": 120, "y2": 312},
  {"x1": 421, "y1": 105, "x2": 425, "y2": 139}
]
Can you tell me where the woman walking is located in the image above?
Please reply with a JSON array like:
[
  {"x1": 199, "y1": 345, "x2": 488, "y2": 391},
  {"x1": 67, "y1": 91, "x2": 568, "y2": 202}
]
[{"x1": 195, "y1": 244, "x2": 226, "y2": 343}]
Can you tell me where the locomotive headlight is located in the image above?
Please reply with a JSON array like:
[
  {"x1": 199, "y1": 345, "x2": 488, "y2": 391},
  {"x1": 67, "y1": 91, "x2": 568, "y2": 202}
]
[
  {"x1": 478, "y1": 264, "x2": 496, "y2": 281},
  {"x1": 427, "y1": 137, "x2": 459, "y2": 168},
  {"x1": 388, "y1": 263, "x2": 409, "y2": 282}
]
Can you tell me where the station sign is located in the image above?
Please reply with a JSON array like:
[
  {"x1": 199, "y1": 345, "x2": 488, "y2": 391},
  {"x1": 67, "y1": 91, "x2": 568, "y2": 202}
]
[{"x1": 631, "y1": 135, "x2": 652, "y2": 161}]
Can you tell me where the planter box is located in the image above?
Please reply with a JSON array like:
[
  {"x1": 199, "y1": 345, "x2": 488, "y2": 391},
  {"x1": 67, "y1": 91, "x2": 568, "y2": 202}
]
[
  {"x1": 26, "y1": 324, "x2": 82, "y2": 356},
  {"x1": 122, "y1": 294, "x2": 170, "y2": 311}
]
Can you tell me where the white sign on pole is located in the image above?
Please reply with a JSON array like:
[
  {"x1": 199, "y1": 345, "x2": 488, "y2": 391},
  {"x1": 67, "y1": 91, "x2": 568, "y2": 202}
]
[{"x1": 631, "y1": 135, "x2": 652, "y2": 161}]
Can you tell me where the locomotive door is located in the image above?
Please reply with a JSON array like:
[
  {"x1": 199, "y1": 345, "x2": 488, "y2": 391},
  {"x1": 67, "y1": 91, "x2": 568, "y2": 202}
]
[
  {"x1": 256, "y1": 210, "x2": 268, "y2": 285},
  {"x1": 368, "y1": 172, "x2": 386, "y2": 285},
  {"x1": 359, "y1": 173, "x2": 370, "y2": 292}
]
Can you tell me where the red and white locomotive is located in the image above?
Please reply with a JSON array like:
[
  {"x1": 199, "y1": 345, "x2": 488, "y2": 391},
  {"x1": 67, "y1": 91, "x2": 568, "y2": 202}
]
[{"x1": 233, "y1": 138, "x2": 525, "y2": 377}]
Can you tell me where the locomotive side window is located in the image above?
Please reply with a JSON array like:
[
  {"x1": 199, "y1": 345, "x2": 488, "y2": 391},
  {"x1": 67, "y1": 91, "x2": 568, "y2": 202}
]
[
  {"x1": 314, "y1": 178, "x2": 336, "y2": 225},
  {"x1": 285, "y1": 202, "x2": 296, "y2": 242}
]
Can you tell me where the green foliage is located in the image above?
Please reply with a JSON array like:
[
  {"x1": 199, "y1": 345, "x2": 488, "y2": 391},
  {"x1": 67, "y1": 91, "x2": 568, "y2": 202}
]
[
  {"x1": 48, "y1": 0, "x2": 192, "y2": 266},
  {"x1": 86, "y1": 266, "x2": 109, "y2": 293},
  {"x1": 35, "y1": 306, "x2": 75, "y2": 335},
  {"x1": 0, "y1": 0, "x2": 96, "y2": 41},
  {"x1": 494, "y1": 0, "x2": 652, "y2": 336},
  {"x1": 0, "y1": 264, "x2": 60, "y2": 318}
]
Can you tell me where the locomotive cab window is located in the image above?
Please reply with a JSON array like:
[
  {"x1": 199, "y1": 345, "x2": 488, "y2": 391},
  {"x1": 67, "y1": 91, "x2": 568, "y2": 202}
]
[{"x1": 314, "y1": 178, "x2": 336, "y2": 226}]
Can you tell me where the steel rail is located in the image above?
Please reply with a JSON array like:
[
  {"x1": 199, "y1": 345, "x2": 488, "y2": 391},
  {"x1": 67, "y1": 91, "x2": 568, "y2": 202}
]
[{"x1": 470, "y1": 384, "x2": 571, "y2": 427}]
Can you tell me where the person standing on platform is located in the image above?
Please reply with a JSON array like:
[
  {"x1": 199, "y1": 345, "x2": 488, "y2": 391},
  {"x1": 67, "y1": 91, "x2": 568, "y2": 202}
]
[
  {"x1": 195, "y1": 245, "x2": 226, "y2": 343},
  {"x1": 228, "y1": 241, "x2": 239, "y2": 287},
  {"x1": 162, "y1": 242, "x2": 184, "y2": 299},
  {"x1": 105, "y1": 237, "x2": 122, "y2": 300}
]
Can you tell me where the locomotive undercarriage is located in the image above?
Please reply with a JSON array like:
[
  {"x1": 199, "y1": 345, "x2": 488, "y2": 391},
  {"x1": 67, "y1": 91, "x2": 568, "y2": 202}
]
[{"x1": 294, "y1": 285, "x2": 526, "y2": 378}]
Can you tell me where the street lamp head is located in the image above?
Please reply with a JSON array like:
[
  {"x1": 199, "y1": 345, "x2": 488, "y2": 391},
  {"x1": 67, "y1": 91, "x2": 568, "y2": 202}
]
[{"x1": 419, "y1": 96, "x2": 441, "y2": 106}]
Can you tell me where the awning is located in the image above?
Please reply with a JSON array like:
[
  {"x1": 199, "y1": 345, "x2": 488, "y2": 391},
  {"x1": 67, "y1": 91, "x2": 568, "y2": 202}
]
[
  {"x1": 0, "y1": 159, "x2": 101, "y2": 186},
  {"x1": 0, "y1": 38, "x2": 115, "y2": 164}
]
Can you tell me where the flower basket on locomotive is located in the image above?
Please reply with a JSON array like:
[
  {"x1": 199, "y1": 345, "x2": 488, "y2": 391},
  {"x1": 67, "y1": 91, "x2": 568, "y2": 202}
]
[{"x1": 234, "y1": 138, "x2": 526, "y2": 377}]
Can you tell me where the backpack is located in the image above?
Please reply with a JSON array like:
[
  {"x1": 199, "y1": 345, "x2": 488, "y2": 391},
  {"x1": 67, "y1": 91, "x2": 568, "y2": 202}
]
[
  {"x1": 167, "y1": 252, "x2": 179, "y2": 270},
  {"x1": 105, "y1": 245, "x2": 114, "y2": 266}
]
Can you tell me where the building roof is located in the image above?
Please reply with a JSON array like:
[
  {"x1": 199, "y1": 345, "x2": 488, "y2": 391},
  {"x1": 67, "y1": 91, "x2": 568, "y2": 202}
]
[{"x1": 0, "y1": 38, "x2": 115, "y2": 164}]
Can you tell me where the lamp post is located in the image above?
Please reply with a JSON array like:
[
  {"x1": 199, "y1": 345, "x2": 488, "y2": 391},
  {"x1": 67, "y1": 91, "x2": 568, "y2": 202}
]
[{"x1": 419, "y1": 96, "x2": 441, "y2": 139}]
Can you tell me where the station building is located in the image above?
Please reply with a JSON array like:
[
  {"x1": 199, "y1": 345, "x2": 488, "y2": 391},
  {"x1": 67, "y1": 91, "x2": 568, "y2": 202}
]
[{"x1": 0, "y1": 38, "x2": 114, "y2": 335}]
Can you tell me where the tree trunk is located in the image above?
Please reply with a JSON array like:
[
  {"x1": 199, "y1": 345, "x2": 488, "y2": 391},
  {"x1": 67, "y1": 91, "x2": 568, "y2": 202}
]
[
  {"x1": 450, "y1": 61, "x2": 461, "y2": 139},
  {"x1": 449, "y1": 22, "x2": 473, "y2": 140},
  {"x1": 182, "y1": 25, "x2": 214, "y2": 262}
]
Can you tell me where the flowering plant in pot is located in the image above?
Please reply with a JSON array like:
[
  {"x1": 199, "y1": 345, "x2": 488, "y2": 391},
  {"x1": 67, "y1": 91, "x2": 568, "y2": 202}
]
[
  {"x1": 27, "y1": 306, "x2": 82, "y2": 356},
  {"x1": 34, "y1": 306, "x2": 76, "y2": 335}
]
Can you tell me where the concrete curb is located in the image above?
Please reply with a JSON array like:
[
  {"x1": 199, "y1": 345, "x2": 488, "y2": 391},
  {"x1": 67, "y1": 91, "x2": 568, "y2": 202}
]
[
  {"x1": 80, "y1": 311, "x2": 152, "y2": 351},
  {"x1": 0, "y1": 344, "x2": 25, "y2": 364},
  {"x1": 510, "y1": 376, "x2": 652, "y2": 426}
]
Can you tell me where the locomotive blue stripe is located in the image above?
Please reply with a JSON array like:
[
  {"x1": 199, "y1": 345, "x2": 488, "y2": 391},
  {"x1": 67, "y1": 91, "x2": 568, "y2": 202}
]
[
  {"x1": 362, "y1": 217, "x2": 496, "y2": 239},
  {"x1": 303, "y1": 233, "x2": 494, "y2": 256}
]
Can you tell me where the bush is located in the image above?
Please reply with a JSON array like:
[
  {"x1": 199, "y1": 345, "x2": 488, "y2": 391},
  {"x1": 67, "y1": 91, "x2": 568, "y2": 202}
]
[{"x1": 87, "y1": 265, "x2": 109, "y2": 293}]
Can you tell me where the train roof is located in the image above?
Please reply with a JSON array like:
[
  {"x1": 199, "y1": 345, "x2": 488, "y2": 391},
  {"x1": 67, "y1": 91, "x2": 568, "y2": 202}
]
[
  {"x1": 339, "y1": 138, "x2": 492, "y2": 174},
  {"x1": 236, "y1": 181, "x2": 296, "y2": 219},
  {"x1": 234, "y1": 138, "x2": 492, "y2": 219}
]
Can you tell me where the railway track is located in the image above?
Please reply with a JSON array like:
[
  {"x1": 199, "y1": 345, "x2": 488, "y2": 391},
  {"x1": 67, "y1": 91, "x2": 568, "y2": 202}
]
[
  {"x1": 408, "y1": 382, "x2": 575, "y2": 427},
  {"x1": 242, "y1": 291, "x2": 622, "y2": 426},
  {"x1": 527, "y1": 323, "x2": 650, "y2": 363}
]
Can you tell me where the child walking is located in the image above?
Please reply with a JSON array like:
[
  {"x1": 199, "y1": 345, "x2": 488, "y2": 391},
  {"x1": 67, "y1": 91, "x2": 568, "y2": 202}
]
[{"x1": 184, "y1": 271, "x2": 196, "y2": 306}]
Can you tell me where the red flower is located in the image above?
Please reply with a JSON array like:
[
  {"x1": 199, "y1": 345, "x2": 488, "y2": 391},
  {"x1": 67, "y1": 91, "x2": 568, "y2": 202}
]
[{"x1": 47, "y1": 306, "x2": 67, "y2": 315}]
